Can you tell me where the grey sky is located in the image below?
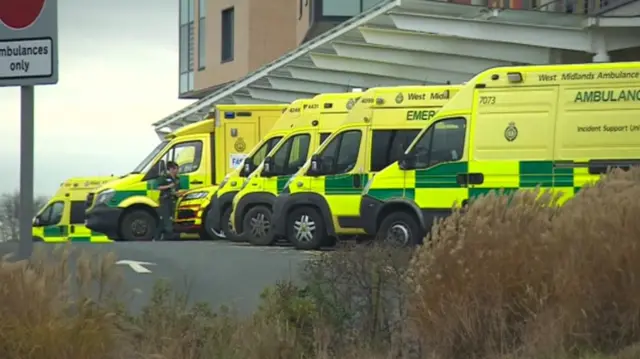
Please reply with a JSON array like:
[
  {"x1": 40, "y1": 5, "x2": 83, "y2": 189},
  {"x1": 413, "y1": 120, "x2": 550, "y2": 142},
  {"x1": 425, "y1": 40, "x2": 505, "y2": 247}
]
[{"x1": 0, "y1": 0, "x2": 194, "y2": 195}]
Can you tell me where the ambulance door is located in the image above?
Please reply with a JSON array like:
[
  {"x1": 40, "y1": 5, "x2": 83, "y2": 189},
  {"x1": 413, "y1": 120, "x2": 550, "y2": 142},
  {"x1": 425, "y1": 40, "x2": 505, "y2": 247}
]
[
  {"x1": 34, "y1": 200, "x2": 67, "y2": 242},
  {"x1": 317, "y1": 125, "x2": 368, "y2": 233},
  {"x1": 222, "y1": 122, "x2": 260, "y2": 175}
]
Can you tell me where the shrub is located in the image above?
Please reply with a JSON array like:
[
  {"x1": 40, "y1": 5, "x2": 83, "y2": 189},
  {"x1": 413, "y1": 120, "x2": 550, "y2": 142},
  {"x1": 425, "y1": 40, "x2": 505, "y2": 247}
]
[{"x1": 408, "y1": 167, "x2": 640, "y2": 359}]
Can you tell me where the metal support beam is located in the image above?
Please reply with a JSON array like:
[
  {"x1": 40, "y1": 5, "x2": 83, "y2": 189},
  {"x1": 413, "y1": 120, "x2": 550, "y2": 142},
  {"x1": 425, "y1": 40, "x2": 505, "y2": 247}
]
[
  {"x1": 287, "y1": 65, "x2": 424, "y2": 87},
  {"x1": 231, "y1": 94, "x2": 281, "y2": 104},
  {"x1": 389, "y1": 12, "x2": 592, "y2": 52},
  {"x1": 267, "y1": 76, "x2": 349, "y2": 94},
  {"x1": 332, "y1": 41, "x2": 506, "y2": 76},
  {"x1": 359, "y1": 27, "x2": 550, "y2": 64},
  {"x1": 247, "y1": 86, "x2": 316, "y2": 103},
  {"x1": 309, "y1": 53, "x2": 469, "y2": 84}
]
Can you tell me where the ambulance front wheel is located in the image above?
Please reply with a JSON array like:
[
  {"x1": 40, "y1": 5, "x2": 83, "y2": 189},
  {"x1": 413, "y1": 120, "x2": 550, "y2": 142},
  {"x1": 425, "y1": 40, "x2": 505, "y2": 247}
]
[
  {"x1": 377, "y1": 211, "x2": 423, "y2": 247},
  {"x1": 287, "y1": 206, "x2": 326, "y2": 250},
  {"x1": 244, "y1": 205, "x2": 275, "y2": 246},
  {"x1": 221, "y1": 206, "x2": 243, "y2": 242},
  {"x1": 120, "y1": 209, "x2": 156, "y2": 241}
]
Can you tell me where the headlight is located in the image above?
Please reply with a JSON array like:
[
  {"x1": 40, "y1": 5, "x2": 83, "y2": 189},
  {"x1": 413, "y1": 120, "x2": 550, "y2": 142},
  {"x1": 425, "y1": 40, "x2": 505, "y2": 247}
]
[
  {"x1": 95, "y1": 189, "x2": 115, "y2": 205},
  {"x1": 362, "y1": 175, "x2": 374, "y2": 194},
  {"x1": 183, "y1": 191, "x2": 208, "y2": 200}
]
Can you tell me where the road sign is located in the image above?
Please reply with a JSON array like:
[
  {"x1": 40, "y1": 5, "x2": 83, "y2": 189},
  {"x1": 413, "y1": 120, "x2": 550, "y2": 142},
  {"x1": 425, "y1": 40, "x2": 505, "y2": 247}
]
[{"x1": 0, "y1": 0, "x2": 58, "y2": 86}]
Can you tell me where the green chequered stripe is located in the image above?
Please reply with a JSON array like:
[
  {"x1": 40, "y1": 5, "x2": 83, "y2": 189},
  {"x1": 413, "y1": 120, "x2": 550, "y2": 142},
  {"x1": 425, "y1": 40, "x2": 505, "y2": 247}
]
[
  {"x1": 277, "y1": 176, "x2": 292, "y2": 193},
  {"x1": 108, "y1": 176, "x2": 193, "y2": 207},
  {"x1": 371, "y1": 161, "x2": 584, "y2": 201},
  {"x1": 43, "y1": 225, "x2": 68, "y2": 237},
  {"x1": 325, "y1": 174, "x2": 369, "y2": 195}
]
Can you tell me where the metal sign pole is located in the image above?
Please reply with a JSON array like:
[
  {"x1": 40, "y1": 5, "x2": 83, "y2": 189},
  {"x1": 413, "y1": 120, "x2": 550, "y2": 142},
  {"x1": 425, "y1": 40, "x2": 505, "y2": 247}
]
[
  {"x1": 18, "y1": 86, "x2": 35, "y2": 259},
  {"x1": 1, "y1": 0, "x2": 58, "y2": 258}
]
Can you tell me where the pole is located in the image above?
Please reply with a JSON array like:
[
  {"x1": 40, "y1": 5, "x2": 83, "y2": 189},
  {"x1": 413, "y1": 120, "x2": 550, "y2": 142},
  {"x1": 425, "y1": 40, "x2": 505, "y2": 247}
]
[{"x1": 18, "y1": 86, "x2": 35, "y2": 260}]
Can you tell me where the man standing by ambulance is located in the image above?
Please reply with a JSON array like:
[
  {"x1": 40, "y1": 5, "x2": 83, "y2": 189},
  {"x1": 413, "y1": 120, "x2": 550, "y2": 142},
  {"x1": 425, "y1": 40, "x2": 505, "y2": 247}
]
[{"x1": 154, "y1": 161, "x2": 180, "y2": 241}]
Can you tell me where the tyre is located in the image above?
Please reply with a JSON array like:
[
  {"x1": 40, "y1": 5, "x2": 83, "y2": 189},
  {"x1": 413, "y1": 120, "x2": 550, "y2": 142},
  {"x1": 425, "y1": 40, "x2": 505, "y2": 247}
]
[
  {"x1": 221, "y1": 206, "x2": 243, "y2": 243},
  {"x1": 243, "y1": 205, "x2": 275, "y2": 246},
  {"x1": 201, "y1": 206, "x2": 222, "y2": 240},
  {"x1": 120, "y1": 209, "x2": 156, "y2": 241},
  {"x1": 287, "y1": 206, "x2": 325, "y2": 250},
  {"x1": 377, "y1": 211, "x2": 423, "y2": 247}
]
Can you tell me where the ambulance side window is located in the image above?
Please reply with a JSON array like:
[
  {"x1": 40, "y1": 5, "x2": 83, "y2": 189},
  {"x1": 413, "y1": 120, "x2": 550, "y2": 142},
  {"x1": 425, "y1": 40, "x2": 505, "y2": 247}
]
[
  {"x1": 252, "y1": 136, "x2": 282, "y2": 166},
  {"x1": 272, "y1": 134, "x2": 311, "y2": 175},
  {"x1": 39, "y1": 201, "x2": 64, "y2": 225},
  {"x1": 318, "y1": 130, "x2": 361, "y2": 174},
  {"x1": 411, "y1": 118, "x2": 466, "y2": 169},
  {"x1": 160, "y1": 141, "x2": 203, "y2": 174},
  {"x1": 371, "y1": 130, "x2": 421, "y2": 171},
  {"x1": 70, "y1": 201, "x2": 87, "y2": 225}
]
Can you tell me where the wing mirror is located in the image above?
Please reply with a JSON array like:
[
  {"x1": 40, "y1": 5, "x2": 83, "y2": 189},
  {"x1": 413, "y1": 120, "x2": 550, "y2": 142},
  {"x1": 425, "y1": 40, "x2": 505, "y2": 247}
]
[
  {"x1": 33, "y1": 216, "x2": 41, "y2": 226},
  {"x1": 243, "y1": 161, "x2": 255, "y2": 175},
  {"x1": 399, "y1": 153, "x2": 417, "y2": 170},
  {"x1": 307, "y1": 154, "x2": 322, "y2": 176},
  {"x1": 262, "y1": 156, "x2": 274, "y2": 176}
]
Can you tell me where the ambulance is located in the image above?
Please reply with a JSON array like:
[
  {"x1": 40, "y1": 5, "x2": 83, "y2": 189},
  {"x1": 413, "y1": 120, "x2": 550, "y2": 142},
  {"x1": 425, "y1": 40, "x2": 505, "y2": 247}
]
[
  {"x1": 33, "y1": 176, "x2": 116, "y2": 242},
  {"x1": 173, "y1": 99, "x2": 314, "y2": 240},
  {"x1": 85, "y1": 104, "x2": 288, "y2": 241},
  {"x1": 360, "y1": 62, "x2": 640, "y2": 246},
  {"x1": 270, "y1": 85, "x2": 461, "y2": 250},
  {"x1": 230, "y1": 92, "x2": 360, "y2": 246}
]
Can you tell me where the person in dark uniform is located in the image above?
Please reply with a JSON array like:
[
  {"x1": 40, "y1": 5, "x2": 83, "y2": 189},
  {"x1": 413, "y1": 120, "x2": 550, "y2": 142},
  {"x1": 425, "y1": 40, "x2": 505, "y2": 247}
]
[{"x1": 154, "y1": 161, "x2": 180, "y2": 241}]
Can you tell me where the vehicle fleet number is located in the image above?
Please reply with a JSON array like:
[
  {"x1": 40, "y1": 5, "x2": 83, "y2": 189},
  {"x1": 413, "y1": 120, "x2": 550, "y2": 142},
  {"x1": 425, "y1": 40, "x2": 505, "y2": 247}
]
[{"x1": 479, "y1": 96, "x2": 496, "y2": 105}]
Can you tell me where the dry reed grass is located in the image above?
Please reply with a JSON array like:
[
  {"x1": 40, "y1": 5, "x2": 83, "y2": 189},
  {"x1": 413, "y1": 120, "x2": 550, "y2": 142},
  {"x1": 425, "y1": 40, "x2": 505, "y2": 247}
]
[{"x1": 0, "y1": 167, "x2": 639, "y2": 359}]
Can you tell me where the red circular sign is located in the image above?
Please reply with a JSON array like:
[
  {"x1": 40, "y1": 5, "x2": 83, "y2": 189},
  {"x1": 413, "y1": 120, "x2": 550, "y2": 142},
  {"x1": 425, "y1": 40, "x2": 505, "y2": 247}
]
[{"x1": 0, "y1": 0, "x2": 46, "y2": 30}]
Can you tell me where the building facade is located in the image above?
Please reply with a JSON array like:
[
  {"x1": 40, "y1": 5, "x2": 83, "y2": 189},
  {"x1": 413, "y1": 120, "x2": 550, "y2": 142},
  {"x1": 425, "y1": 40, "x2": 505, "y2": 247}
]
[{"x1": 178, "y1": 0, "x2": 391, "y2": 99}]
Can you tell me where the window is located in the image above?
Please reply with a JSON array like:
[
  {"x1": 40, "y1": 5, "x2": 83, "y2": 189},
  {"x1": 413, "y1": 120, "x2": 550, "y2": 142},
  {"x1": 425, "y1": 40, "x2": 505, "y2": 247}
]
[
  {"x1": 318, "y1": 130, "x2": 362, "y2": 174},
  {"x1": 322, "y1": 0, "x2": 360, "y2": 16},
  {"x1": 370, "y1": 129, "x2": 420, "y2": 172},
  {"x1": 221, "y1": 7, "x2": 234, "y2": 62},
  {"x1": 132, "y1": 140, "x2": 170, "y2": 173},
  {"x1": 70, "y1": 201, "x2": 86, "y2": 224},
  {"x1": 198, "y1": 0, "x2": 206, "y2": 70},
  {"x1": 320, "y1": 132, "x2": 331, "y2": 145},
  {"x1": 40, "y1": 201, "x2": 64, "y2": 226},
  {"x1": 271, "y1": 134, "x2": 311, "y2": 175},
  {"x1": 252, "y1": 136, "x2": 283, "y2": 166},
  {"x1": 179, "y1": 0, "x2": 195, "y2": 93},
  {"x1": 158, "y1": 141, "x2": 204, "y2": 174},
  {"x1": 409, "y1": 118, "x2": 467, "y2": 169}
]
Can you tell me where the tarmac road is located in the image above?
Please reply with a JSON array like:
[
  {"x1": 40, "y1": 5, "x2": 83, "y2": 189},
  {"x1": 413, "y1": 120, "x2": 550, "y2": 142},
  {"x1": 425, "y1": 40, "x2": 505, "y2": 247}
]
[{"x1": 0, "y1": 241, "x2": 317, "y2": 315}]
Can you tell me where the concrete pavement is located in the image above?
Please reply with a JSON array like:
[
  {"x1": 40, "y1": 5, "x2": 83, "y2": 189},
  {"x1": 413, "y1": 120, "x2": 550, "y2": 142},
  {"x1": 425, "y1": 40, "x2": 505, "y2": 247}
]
[{"x1": 0, "y1": 241, "x2": 316, "y2": 314}]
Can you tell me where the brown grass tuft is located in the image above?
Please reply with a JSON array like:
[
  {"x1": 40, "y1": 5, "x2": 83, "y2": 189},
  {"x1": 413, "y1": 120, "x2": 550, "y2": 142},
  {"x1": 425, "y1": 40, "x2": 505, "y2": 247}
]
[{"x1": 408, "y1": 167, "x2": 640, "y2": 359}]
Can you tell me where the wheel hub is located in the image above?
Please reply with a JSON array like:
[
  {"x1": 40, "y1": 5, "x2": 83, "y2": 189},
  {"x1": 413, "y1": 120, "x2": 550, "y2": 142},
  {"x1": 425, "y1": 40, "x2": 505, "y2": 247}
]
[
  {"x1": 250, "y1": 213, "x2": 269, "y2": 237},
  {"x1": 293, "y1": 214, "x2": 316, "y2": 243},
  {"x1": 385, "y1": 223, "x2": 410, "y2": 246},
  {"x1": 131, "y1": 219, "x2": 148, "y2": 237}
]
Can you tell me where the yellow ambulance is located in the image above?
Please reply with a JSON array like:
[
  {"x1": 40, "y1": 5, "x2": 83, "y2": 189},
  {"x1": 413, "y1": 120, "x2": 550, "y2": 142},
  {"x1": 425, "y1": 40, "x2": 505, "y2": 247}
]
[
  {"x1": 360, "y1": 61, "x2": 640, "y2": 246},
  {"x1": 173, "y1": 99, "x2": 313, "y2": 240},
  {"x1": 85, "y1": 104, "x2": 287, "y2": 241},
  {"x1": 270, "y1": 85, "x2": 461, "y2": 250},
  {"x1": 33, "y1": 176, "x2": 116, "y2": 242},
  {"x1": 230, "y1": 92, "x2": 360, "y2": 246}
]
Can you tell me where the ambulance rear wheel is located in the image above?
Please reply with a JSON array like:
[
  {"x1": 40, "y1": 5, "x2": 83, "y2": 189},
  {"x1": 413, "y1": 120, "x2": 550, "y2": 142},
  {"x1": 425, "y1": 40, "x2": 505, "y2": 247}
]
[
  {"x1": 287, "y1": 206, "x2": 325, "y2": 250},
  {"x1": 377, "y1": 211, "x2": 422, "y2": 247},
  {"x1": 244, "y1": 205, "x2": 275, "y2": 246},
  {"x1": 221, "y1": 206, "x2": 243, "y2": 243},
  {"x1": 120, "y1": 209, "x2": 156, "y2": 241}
]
